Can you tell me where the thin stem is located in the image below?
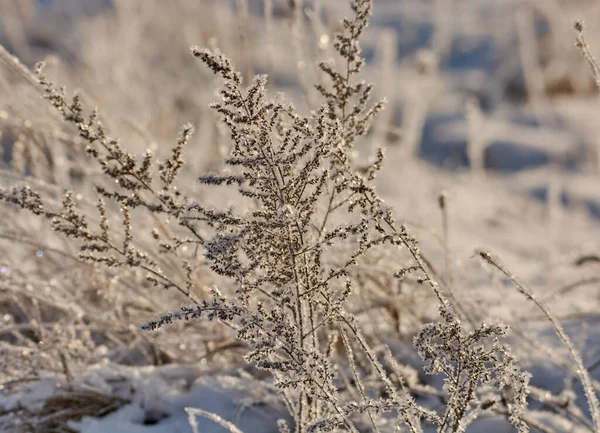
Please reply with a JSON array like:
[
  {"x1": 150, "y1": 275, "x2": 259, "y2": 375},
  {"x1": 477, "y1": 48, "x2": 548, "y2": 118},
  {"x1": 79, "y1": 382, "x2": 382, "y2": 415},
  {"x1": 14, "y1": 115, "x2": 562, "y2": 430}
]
[{"x1": 478, "y1": 249, "x2": 600, "y2": 432}]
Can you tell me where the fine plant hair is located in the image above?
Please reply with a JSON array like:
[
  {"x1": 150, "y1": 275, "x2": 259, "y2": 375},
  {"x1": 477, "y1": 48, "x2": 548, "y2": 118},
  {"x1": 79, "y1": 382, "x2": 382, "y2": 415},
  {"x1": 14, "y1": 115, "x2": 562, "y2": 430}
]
[{"x1": 0, "y1": 1, "x2": 538, "y2": 432}]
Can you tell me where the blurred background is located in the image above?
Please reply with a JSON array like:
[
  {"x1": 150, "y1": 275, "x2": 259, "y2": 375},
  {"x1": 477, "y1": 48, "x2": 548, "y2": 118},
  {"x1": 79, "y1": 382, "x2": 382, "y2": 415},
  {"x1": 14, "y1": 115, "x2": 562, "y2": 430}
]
[{"x1": 3, "y1": 0, "x2": 600, "y2": 171}]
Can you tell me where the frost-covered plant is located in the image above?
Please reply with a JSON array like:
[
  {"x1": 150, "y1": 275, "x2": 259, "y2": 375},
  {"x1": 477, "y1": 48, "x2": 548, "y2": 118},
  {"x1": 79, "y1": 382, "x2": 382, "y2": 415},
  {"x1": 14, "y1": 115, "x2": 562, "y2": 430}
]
[
  {"x1": 478, "y1": 248, "x2": 600, "y2": 433},
  {"x1": 142, "y1": 1, "x2": 533, "y2": 432},
  {"x1": 415, "y1": 305, "x2": 530, "y2": 433},
  {"x1": 0, "y1": 1, "x2": 537, "y2": 432},
  {"x1": 0, "y1": 78, "x2": 202, "y2": 301},
  {"x1": 0, "y1": 29, "x2": 224, "y2": 432},
  {"x1": 143, "y1": 1, "x2": 400, "y2": 430}
]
